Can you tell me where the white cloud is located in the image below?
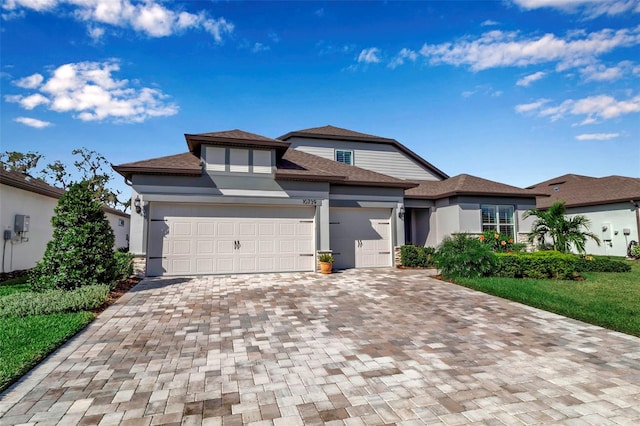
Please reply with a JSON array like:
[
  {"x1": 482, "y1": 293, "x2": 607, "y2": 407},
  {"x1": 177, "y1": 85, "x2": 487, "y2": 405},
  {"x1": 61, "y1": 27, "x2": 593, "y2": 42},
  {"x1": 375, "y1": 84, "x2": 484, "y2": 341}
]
[
  {"x1": 580, "y1": 61, "x2": 636, "y2": 81},
  {"x1": 516, "y1": 71, "x2": 547, "y2": 86},
  {"x1": 481, "y1": 19, "x2": 500, "y2": 26},
  {"x1": 575, "y1": 132, "x2": 620, "y2": 140},
  {"x1": 252, "y1": 42, "x2": 269, "y2": 53},
  {"x1": 388, "y1": 48, "x2": 417, "y2": 69},
  {"x1": 13, "y1": 72, "x2": 44, "y2": 88},
  {"x1": 419, "y1": 26, "x2": 640, "y2": 72},
  {"x1": 358, "y1": 47, "x2": 381, "y2": 64},
  {"x1": 87, "y1": 25, "x2": 105, "y2": 41},
  {"x1": 515, "y1": 98, "x2": 550, "y2": 113},
  {"x1": 516, "y1": 94, "x2": 640, "y2": 123},
  {"x1": 14, "y1": 116, "x2": 52, "y2": 128},
  {"x1": 6, "y1": 93, "x2": 50, "y2": 109},
  {"x1": 512, "y1": 0, "x2": 640, "y2": 18},
  {"x1": 2, "y1": 0, "x2": 234, "y2": 41},
  {"x1": 5, "y1": 60, "x2": 178, "y2": 123}
]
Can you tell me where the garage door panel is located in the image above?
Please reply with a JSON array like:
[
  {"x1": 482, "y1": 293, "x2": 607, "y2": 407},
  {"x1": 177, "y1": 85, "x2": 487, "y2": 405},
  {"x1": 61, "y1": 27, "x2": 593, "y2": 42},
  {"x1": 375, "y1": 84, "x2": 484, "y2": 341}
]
[
  {"x1": 197, "y1": 240, "x2": 214, "y2": 254},
  {"x1": 197, "y1": 222, "x2": 215, "y2": 235},
  {"x1": 259, "y1": 240, "x2": 275, "y2": 253},
  {"x1": 149, "y1": 203, "x2": 315, "y2": 276},
  {"x1": 216, "y1": 222, "x2": 234, "y2": 236},
  {"x1": 171, "y1": 240, "x2": 191, "y2": 255},
  {"x1": 238, "y1": 222, "x2": 257, "y2": 236},
  {"x1": 171, "y1": 258, "x2": 191, "y2": 275},
  {"x1": 196, "y1": 258, "x2": 213, "y2": 274}
]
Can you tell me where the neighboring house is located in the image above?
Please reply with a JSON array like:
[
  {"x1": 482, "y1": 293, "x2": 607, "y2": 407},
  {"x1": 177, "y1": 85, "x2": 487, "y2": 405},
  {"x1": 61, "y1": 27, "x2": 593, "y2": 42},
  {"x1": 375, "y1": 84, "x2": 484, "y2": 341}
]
[
  {"x1": 114, "y1": 125, "x2": 540, "y2": 277},
  {"x1": 528, "y1": 174, "x2": 640, "y2": 257},
  {"x1": 0, "y1": 169, "x2": 130, "y2": 273}
]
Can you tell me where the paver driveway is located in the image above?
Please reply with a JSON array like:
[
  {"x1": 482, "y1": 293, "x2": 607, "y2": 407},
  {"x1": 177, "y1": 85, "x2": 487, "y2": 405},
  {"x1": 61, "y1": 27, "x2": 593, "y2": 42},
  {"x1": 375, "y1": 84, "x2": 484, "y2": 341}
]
[{"x1": 1, "y1": 269, "x2": 640, "y2": 425}]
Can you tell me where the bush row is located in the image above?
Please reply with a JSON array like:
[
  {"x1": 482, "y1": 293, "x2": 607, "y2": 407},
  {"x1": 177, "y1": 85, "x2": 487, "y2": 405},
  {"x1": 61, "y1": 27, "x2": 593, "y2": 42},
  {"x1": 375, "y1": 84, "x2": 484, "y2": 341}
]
[
  {"x1": 494, "y1": 252, "x2": 578, "y2": 280},
  {"x1": 0, "y1": 285, "x2": 109, "y2": 318},
  {"x1": 400, "y1": 245, "x2": 436, "y2": 268},
  {"x1": 403, "y1": 234, "x2": 632, "y2": 280}
]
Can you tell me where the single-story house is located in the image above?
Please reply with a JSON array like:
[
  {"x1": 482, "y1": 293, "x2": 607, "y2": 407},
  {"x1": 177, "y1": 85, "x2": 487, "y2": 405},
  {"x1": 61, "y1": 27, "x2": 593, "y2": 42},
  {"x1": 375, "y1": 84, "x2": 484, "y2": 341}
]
[
  {"x1": 114, "y1": 125, "x2": 540, "y2": 277},
  {"x1": 0, "y1": 168, "x2": 131, "y2": 273},
  {"x1": 528, "y1": 174, "x2": 640, "y2": 257}
]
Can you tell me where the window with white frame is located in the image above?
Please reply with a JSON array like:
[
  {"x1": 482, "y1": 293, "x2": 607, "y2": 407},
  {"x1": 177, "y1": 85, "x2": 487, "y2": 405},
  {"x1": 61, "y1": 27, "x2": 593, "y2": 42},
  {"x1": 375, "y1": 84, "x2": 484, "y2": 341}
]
[
  {"x1": 481, "y1": 205, "x2": 515, "y2": 237},
  {"x1": 335, "y1": 150, "x2": 353, "y2": 165}
]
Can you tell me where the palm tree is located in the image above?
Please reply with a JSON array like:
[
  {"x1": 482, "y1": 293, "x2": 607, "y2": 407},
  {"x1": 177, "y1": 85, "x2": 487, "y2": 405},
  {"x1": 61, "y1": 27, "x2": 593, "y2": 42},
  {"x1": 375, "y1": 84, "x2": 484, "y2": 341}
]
[{"x1": 523, "y1": 201, "x2": 601, "y2": 254}]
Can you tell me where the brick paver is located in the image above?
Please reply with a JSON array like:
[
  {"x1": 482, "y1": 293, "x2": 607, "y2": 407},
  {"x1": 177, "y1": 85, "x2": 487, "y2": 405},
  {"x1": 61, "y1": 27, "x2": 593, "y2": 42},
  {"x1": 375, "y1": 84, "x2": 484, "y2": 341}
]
[{"x1": 1, "y1": 269, "x2": 639, "y2": 425}]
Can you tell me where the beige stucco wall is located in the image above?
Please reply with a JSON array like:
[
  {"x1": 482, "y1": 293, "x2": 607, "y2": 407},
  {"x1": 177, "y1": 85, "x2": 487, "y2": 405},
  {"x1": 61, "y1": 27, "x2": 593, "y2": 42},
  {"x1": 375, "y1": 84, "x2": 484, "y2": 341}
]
[{"x1": 0, "y1": 183, "x2": 130, "y2": 273}]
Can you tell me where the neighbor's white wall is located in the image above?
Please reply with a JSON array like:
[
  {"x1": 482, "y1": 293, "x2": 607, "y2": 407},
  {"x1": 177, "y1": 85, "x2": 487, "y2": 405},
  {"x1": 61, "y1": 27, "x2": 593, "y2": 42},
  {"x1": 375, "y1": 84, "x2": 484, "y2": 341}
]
[
  {"x1": 287, "y1": 137, "x2": 442, "y2": 181},
  {"x1": 105, "y1": 212, "x2": 130, "y2": 249},
  {"x1": 567, "y1": 203, "x2": 638, "y2": 257},
  {"x1": 0, "y1": 183, "x2": 131, "y2": 273},
  {"x1": 0, "y1": 184, "x2": 56, "y2": 272}
]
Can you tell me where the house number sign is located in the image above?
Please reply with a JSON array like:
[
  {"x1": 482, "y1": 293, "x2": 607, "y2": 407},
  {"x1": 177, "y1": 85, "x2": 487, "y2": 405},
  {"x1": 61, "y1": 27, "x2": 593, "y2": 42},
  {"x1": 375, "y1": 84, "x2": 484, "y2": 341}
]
[{"x1": 302, "y1": 199, "x2": 318, "y2": 205}]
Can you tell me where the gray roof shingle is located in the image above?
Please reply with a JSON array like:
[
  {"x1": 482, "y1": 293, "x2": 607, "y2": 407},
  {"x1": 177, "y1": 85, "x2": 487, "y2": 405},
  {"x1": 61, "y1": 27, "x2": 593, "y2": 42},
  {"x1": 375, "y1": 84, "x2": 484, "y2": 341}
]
[
  {"x1": 406, "y1": 174, "x2": 541, "y2": 199},
  {"x1": 528, "y1": 174, "x2": 640, "y2": 208}
]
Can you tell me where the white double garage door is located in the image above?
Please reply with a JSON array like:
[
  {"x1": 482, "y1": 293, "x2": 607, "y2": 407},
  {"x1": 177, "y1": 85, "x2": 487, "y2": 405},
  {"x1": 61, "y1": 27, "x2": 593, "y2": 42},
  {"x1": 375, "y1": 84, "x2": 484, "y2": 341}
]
[{"x1": 148, "y1": 203, "x2": 391, "y2": 276}]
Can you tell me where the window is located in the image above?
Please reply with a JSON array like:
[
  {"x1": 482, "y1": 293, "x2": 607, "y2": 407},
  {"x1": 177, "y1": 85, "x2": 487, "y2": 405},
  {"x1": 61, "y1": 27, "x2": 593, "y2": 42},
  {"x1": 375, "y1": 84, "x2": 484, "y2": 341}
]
[
  {"x1": 481, "y1": 205, "x2": 515, "y2": 237},
  {"x1": 229, "y1": 148, "x2": 249, "y2": 173},
  {"x1": 205, "y1": 146, "x2": 226, "y2": 172},
  {"x1": 335, "y1": 150, "x2": 353, "y2": 165},
  {"x1": 118, "y1": 219, "x2": 125, "y2": 227},
  {"x1": 253, "y1": 150, "x2": 272, "y2": 173}
]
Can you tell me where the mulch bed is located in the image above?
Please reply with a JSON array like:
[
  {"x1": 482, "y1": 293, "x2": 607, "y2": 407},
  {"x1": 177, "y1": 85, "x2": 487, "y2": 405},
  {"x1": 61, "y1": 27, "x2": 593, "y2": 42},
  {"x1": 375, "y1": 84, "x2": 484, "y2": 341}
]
[{"x1": 93, "y1": 276, "x2": 142, "y2": 315}]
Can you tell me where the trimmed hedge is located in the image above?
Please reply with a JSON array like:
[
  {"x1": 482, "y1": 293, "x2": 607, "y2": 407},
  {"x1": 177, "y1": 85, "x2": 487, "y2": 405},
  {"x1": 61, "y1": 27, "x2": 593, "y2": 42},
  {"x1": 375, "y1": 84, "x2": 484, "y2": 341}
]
[
  {"x1": 0, "y1": 285, "x2": 109, "y2": 318},
  {"x1": 575, "y1": 257, "x2": 631, "y2": 273},
  {"x1": 400, "y1": 245, "x2": 436, "y2": 268},
  {"x1": 495, "y1": 251, "x2": 579, "y2": 280}
]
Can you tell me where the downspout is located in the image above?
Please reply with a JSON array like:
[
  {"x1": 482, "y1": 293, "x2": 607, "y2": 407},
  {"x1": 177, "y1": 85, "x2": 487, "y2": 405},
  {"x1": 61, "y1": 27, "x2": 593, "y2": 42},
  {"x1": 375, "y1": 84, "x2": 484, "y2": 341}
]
[{"x1": 633, "y1": 200, "x2": 640, "y2": 242}]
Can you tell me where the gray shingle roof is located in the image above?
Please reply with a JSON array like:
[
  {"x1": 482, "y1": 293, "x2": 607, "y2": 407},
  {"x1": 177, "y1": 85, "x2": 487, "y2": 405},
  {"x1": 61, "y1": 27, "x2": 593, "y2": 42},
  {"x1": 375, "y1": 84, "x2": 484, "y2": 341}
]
[
  {"x1": 185, "y1": 129, "x2": 290, "y2": 155},
  {"x1": 406, "y1": 174, "x2": 541, "y2": 199},
  {"x1": 112, "y1": 152, "x2": 202, "y2": 181},
  {"x1": 528, "y1": 174, "x2": 640, "y2": 208}
]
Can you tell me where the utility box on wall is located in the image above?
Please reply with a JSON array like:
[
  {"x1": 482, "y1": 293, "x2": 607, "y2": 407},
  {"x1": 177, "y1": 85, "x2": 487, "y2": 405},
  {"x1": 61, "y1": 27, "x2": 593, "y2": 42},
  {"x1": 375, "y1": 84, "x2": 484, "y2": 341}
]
[
  {"x1": 14, "y1": 214, "x2": 30, "y2": 233},
  {"x1": 601, "y1": 223, "x2": 612, "y2": 241}
]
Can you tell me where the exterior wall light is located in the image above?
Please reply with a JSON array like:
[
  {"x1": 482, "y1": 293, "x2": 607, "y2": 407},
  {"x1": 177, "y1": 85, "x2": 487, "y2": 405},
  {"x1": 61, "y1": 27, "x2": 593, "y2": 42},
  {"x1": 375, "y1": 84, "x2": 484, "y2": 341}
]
[
  {"x1": 398, "y1": 206, "x2": 405, "y2": 220},
  {"x1": 134, "y1": 196, "x2": 142, "y2": 214}
]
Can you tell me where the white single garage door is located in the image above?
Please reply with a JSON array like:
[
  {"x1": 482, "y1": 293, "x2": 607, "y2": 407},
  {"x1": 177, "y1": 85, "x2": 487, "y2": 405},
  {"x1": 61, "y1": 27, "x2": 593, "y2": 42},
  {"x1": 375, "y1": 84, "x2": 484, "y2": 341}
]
[
  {"x1": 330, "y1": 207, "x2": 392, "y2": 270},
  {"x1": 148, "y1": 203, "x2": 315, "y2": 276}
]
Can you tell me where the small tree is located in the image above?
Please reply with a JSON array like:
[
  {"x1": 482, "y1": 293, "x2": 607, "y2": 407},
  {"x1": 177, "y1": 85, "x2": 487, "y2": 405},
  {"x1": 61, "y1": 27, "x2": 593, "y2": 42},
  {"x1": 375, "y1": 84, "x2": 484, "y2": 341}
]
[
  {"x1": 523, "y1": 201, "x2": 600, "y2": 254},
  {"x1": 29, "y1": 181, "x2": 116, "y2": 291}
]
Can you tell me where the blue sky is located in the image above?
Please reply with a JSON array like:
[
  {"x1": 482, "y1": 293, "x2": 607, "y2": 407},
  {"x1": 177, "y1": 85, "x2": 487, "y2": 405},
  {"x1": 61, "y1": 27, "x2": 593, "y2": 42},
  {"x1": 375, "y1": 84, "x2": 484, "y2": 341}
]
[{"x1": 1, "y1": 0, "x2": 639, "y2": 201}]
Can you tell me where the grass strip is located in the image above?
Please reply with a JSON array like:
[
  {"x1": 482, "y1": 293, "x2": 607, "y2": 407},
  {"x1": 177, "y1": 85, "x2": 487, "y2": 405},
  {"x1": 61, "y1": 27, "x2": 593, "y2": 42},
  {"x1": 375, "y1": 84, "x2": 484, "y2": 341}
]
[
  {"x1": 451, "y1": 261, "x2": 640, "y2": 337},
  {"x1": 0, "y1": 312, "x2": 94, "y2": 392}
]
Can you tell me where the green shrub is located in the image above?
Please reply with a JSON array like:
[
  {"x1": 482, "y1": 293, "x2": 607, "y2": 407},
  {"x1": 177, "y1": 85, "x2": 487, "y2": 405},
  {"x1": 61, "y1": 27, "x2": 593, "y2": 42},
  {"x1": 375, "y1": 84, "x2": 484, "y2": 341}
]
[
  {"x1": 434, "y1": 233, "x2": 496, "y2": 278},
  {"x1": 495, "y1": 251, "x2": 579, "y2": 280},
  {"x1": 631, "y1": 245, "x2": 640, "y2": 259},
  {"x1": 319, "y1": 253, "x2": 334, "y2": 263},
  {"x1": 29, "y1": 181, "x2": 116, "y2": 291},
  {"x1": 400, "y1": 245, "x2": 436, "y2": 267},
  {"x1": 575, "y1": 256, "x2": 631, "y2": 273},
  {"x1": 0, "y1": 285, "x2": 109, "y2": 318},
  {"x1": 113, "y1": 251, "x2": 134, "y2": 283},
  {"x1": 479, "y1": 230, "x2": 525, "y2": 252}
]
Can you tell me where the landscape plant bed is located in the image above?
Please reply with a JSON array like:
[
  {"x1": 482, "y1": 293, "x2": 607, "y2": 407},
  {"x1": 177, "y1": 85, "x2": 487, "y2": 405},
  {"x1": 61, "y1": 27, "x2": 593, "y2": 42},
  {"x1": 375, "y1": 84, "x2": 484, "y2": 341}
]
[
  {"x1": 441, "y1": 260, "x2": 640, "y2": 337},
  {"x1": 0, "y1": 276, "x2": 141, "y2": 393}
]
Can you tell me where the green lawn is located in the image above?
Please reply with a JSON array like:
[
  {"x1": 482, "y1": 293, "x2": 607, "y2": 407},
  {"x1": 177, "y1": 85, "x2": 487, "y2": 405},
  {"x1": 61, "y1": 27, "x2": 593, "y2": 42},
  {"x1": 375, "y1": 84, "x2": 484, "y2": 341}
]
[
  {"x1": 0, "y1": 277, "x2": 95, "y2": 392},
  {"x1": 451, "y1": 259, "x2": 640, "y2": 337}
]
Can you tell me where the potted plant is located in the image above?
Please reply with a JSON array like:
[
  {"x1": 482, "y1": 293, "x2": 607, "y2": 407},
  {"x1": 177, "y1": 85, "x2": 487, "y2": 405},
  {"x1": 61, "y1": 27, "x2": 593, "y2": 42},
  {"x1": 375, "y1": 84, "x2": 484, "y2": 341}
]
[{"x1": 318, "y1": 253, "x2": 334, "y2": 274}]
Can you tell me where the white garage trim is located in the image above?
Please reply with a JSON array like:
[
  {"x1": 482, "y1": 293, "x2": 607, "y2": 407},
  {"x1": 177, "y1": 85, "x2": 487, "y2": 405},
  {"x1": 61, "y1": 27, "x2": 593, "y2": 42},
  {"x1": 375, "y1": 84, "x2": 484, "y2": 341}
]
[
  {"x1": 329, "y1": 207, "x2": 392, "y2": 269},
  {"x1": 147, "y1": 203, "x2": 315, "y2": 276}
]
